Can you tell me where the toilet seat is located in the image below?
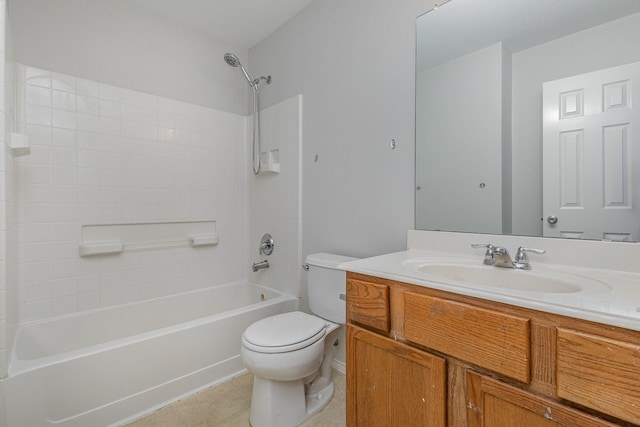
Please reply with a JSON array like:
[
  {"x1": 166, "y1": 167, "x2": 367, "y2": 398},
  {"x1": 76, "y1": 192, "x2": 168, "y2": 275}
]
[{"x1": 242, "y1": 312, "x2": 327, "y2": 354}]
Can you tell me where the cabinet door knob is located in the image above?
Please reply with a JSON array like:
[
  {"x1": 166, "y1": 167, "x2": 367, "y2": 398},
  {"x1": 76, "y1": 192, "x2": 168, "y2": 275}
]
[{"x1": 547, "y1": 215, "x2": 558, "y2": 224}]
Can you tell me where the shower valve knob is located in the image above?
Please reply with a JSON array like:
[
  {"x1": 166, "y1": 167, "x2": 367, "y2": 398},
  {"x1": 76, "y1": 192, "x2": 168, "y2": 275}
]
[{"x1": 259, "y1": 233, "x2": 274, "y2": 256}]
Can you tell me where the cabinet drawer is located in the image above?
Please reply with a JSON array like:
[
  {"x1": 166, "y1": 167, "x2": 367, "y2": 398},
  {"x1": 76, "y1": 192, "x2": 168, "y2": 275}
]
[
  {"x1": 346, "y1": 279, "x2": 390, "y2": 333},
  {"x1": 557, "y1": 328, "x2": 640, "y2": 425},
  {"x1": 404, "y1": 292, "x2": 530, "y2": 382}
]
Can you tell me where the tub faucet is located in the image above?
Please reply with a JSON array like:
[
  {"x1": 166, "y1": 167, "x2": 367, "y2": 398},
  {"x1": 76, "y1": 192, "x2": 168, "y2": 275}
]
[{"x1": 252, "y1": 259, "x2": 269, "y2": 272}]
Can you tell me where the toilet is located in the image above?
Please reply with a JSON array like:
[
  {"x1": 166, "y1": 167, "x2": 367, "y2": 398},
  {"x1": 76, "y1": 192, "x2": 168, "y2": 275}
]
[{"x1": 240, "y1": 253, "x2": 356, "y2": 427}]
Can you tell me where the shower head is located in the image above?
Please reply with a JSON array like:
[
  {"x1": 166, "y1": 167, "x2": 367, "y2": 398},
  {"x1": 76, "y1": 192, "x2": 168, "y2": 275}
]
[
  {"x1": 224, "y1": 52, "x2": 255, "y2": 87},
  {"x1": 224, "y1": 53, "x2": 240, "y2": 68}
]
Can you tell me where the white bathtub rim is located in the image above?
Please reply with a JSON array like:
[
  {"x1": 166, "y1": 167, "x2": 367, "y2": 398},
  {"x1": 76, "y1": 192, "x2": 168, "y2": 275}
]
[
  {"x1": 9, "y1": 283, "x2": 298, "y2": 376},
  {"x1": 17, "y1": 281, "x2": 277, "y2": 329}
]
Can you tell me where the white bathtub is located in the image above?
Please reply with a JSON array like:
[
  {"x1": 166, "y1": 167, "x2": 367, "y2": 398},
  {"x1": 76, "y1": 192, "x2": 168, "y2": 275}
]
[{"x1": 0, "y1": 282, "x2": 298, "y2": 427}]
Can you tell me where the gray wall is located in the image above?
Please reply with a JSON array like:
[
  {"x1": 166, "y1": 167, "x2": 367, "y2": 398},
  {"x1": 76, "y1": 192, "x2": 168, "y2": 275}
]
[
  {"x1": 416, "y1": 43, "x2": 506, "y2": 234},
  {"x1": 249, "y1": 0, "x2": 435, "y2": 365},
  {"x1": 250, "y1": 0, "x2": 436, "y2": 260},
  {"x1": 8, "y1": 0, "x2": 249, "y2": 115}
]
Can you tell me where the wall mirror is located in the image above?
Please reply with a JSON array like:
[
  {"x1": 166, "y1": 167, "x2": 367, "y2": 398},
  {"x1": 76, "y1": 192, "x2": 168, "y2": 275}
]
[{"x1": 416, "y1": 0, "x2": 640, "y2": 242}]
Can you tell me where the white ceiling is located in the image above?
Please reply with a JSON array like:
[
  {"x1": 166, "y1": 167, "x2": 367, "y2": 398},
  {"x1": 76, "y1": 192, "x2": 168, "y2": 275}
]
[{"x1": 129, "y1": 0, "x2": 315, "y2": 49}]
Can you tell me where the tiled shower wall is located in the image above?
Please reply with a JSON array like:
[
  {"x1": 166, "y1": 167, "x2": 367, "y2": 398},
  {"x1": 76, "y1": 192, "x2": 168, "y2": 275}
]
[{"x1": 14, "y1": 64, "x2": 250, "y2": 323}]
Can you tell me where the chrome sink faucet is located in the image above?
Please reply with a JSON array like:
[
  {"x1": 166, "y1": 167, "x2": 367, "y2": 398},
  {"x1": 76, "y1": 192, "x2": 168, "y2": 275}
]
[
  {"x1": 493, "y1": 246, "x2": 515, "y2": 268},
  {"x1": 472, "y1": 244, "x2": 545, "y2": 270},
  {"x1": 471, "y1": 243, "x2": 497, "y2": 265},
  {"x1": 514, "y1": 247, "x2": 546, "y2": 270}
]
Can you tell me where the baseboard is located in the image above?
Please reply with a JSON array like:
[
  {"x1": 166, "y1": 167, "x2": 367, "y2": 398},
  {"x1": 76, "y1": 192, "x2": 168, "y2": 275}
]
[{"x1": 332, "y1": 359, "x2": 346, "y2": 375}]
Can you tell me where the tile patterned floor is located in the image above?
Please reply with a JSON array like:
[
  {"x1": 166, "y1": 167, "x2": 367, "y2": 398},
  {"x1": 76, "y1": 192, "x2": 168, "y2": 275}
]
[{"x1": 124, "y1": 370, "x2": 346, "y2": 427}]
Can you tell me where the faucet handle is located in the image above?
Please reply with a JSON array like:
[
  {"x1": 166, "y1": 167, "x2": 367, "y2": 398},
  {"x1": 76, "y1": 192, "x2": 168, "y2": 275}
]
[
  {"x1": 471, "y1": 243, "x2": 496, "y2": 265},
  {"x1": 514, "y1": 247, "x2": 546, "y2": 270},
  {"x1": 259, "y1": 233, "x2": 274, "y2": 256}
]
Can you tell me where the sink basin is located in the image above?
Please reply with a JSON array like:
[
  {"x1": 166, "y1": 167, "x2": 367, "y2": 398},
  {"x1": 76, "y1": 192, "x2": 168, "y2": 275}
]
[{"x1": 403, "y1": 259, "x2": 610, "y2": 294}]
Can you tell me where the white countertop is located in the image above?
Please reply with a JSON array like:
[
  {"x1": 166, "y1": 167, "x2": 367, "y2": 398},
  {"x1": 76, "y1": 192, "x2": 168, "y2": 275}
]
[{"x1": 341, "y1": 230, "x2": 640, "y2": 332}]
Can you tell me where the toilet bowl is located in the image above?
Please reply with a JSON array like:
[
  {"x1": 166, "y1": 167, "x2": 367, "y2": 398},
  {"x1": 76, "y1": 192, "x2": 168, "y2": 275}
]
[{"x1": 240, "y1": 253, "x2": 356, "y2": 427}]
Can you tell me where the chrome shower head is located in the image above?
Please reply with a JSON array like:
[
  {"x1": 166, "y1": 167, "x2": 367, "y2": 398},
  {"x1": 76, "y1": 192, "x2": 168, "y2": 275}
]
[
  {"x1": 224, "y1": 52, "x2": 255, "y2": 87},
  {"x1": 224, "y1": 53, "x2": 240, "y2": 68}
]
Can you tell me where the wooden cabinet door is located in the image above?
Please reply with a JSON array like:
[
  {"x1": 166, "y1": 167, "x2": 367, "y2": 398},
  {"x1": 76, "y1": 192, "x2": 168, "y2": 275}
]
[
  {"x1": 347, "y1": 325, "x2": 446, "y2": 427},
  {"x1": 466, "y1": 371, "x2": 617, "y2": 427}
]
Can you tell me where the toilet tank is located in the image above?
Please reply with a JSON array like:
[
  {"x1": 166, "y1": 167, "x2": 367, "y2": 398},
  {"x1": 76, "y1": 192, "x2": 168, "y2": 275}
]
[{"x1": 306, "y1": 253, "x2": 358, "y2": 324}]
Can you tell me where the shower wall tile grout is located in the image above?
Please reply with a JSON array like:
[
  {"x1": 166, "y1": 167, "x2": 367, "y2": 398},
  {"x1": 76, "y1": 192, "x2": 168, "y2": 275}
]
[{"x1": 14, "y1": 64, "x2": 250, "y2": 323}]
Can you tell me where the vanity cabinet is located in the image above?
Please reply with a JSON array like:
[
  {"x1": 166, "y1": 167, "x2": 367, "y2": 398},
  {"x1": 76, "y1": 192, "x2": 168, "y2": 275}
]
[{"x1": 346, "y1": 272, "x2": 640, "y2": 426}]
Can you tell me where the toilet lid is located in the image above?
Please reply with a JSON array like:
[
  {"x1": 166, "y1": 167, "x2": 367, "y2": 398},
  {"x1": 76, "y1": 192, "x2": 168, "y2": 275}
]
[{"x1": 242, "y1": 312, "x2": 327, "y2": 353}]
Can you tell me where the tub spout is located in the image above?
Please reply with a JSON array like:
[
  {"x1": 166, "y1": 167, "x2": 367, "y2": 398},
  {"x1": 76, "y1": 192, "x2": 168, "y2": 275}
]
[{"x1": 252, "y1": 259, "x2": 269, "y2": 272}]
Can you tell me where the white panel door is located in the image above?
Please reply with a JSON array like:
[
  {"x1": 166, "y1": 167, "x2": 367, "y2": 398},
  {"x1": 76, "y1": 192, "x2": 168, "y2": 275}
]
[{"x1": 543, "y1": 62, "x2": 640, "y2": 241}]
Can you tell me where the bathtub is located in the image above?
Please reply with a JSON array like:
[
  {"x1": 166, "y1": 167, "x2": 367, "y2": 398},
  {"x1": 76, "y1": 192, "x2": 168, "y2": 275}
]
[{"x1": 0, "y1": 282, "x2": 298, "y2": 427}]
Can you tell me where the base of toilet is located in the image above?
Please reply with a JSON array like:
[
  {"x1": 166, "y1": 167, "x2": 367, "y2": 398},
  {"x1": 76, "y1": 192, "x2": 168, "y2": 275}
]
[{"x1": 249, "y1": 375, "x2": 335, "y2": 427}]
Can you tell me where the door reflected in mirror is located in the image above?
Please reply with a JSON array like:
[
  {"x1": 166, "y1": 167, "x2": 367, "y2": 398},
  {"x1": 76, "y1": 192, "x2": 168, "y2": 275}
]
[{"x1": 415, "y1": 0, "x2": 640, "y2": 241}]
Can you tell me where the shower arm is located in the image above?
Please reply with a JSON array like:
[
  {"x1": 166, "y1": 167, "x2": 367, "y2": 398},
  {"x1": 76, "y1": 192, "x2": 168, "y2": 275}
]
[{"x1": 252, "y1": 76, "x2": 272, "y2": 86}]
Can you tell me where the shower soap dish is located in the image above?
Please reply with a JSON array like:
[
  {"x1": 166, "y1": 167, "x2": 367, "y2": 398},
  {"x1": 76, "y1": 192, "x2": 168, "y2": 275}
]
[
  {"x1": 8, "y1": 132, "x2": 31, "y2": 157},
  {"x1": 259, "y1": 149, "x2": 280, "y2": 174}
]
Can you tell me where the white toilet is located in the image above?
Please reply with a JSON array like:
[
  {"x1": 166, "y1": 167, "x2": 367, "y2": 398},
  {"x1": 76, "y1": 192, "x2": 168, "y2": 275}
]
[{"x1": 240, "y1": 253, "x2": 356, "y2": 427}]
